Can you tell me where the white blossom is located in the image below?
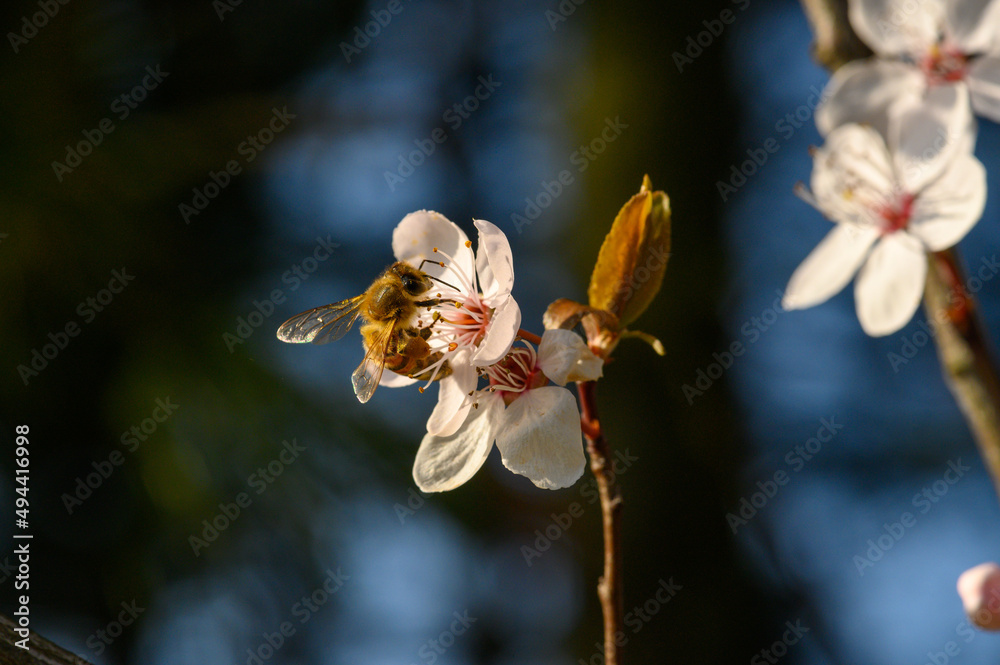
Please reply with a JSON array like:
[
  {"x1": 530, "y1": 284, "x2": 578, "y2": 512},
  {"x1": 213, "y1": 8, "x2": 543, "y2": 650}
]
[
  {"x1": 815, "y1": 0, "x2": 1000, "y2": 170},
  {"x1": 782, "y1": 122, "x2": 985, "y2": 335},
  {"x1": 412, "y1": 331, "x2": 601, "y2": 492}
]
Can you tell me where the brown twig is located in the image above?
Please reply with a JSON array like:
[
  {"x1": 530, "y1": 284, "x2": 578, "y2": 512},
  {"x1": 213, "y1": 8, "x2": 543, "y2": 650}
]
[
  {"x1": 0, "y1": 613, "x2": 94, "y2": 665},
  {"x1": 798, "y1": 0, "x2": 872, "y2": 70},
  {"x1": 924, "y1": 250, "x2": 1000, "y2": 498},
  {"x1": 517, "y1": 328, "x2": 542, "y2": 345},
  {"x1": 576, "y1": 379, "x2": 623, "y2": 665}
]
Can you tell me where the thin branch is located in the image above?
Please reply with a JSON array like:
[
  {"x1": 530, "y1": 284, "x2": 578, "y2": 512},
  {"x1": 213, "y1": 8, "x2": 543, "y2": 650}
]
[
  {"x1": 924, "y1": 250, "x2": 1000, "y2": 498},
  {"x1": 517, "y1": 328, "x2": 542, "y2": 345},
  {"x1": 0, "y1": 614, "x2": 93, "y2": 665},
  {"x1": 798, "y1": 0, "x2": 872, "y2": 70},
  {"x1": 577, "y1": 380, "x2": 623, "y2": 665}
]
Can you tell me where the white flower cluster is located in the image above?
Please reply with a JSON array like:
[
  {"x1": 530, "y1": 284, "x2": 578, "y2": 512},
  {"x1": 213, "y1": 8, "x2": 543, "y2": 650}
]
[
  {"x1": 783, "y1": 0, "x2": 995, "y2": 335},
  {"x1": 385, "y1": 211, "x2": 602, "y2": 492}
]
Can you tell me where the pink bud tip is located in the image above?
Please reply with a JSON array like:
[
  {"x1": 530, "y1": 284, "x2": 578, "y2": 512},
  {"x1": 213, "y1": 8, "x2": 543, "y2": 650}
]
[{"x1": 957, "y1": 562, "x2": 1000, "y2": 630}]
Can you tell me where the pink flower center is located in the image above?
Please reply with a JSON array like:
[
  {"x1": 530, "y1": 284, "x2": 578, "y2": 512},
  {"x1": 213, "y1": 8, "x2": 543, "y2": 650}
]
[
  {"x1": 485, "y1": 344, "x2": 547, "y2": 406},
  {"x1": 424, "y1": 245, "x2": 493, "y2": 351},
  {"x1": 877, "y1": 192, "x2": 915, "y2": 234},
  {"x1": 921, "y1": 44, "x2": 968, "y2": 85},
  {"x1": 442, "y1": 297, "x2": 491, "y2": 348}
]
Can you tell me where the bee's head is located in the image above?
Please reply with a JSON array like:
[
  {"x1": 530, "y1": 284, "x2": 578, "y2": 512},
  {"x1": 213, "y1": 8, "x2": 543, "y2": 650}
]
[{"x1": 392, "y1": 262, "x2": 433, "y2": 296}]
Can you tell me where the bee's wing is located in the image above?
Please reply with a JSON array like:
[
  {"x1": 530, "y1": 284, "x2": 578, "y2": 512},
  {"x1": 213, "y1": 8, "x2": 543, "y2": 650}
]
[
  {"x1": 276, "y1": 296, "x2": 365, "y2": 345},
  {"x1": 351, "y1": 323, "x2": 396, "y2": 403}
]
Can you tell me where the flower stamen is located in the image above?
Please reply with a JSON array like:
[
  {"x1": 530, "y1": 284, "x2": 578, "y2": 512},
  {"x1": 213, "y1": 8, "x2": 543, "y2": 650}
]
[
  {"x1": 483, "y1": 344, "x2": 545, "y2": 404},
  {"x1": 921, "y1": 42, "x2": 969, "y2": 85},
  {"x1": 877, "y1": 192, "x2": 916, "y2": 234}
]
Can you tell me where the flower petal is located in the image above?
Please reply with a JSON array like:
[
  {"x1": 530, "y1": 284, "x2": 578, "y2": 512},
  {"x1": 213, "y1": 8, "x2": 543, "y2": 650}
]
[
  {"x1": 425, "y1": 351, "x2": 477, "y2": 437},
  {"x1": 854, "y1": 233, "x2": 927, "y2": 336},
  {"x1": 474, "y1": 219, "x2": 515, "y2": 301},
  {"x1": 472, "y1": 296, "x2": 521, "y2": 366},
  {"x1": 538, "y1": 329, "x2": 603, "y2": 385},
  {"x1": 380, "y1": 370, "x2": 417, "y2": 388},
  {"x1": 782, "y1": 223, "x2": 881, "y2": 311},
  {"x1": 811, "y1": 124, "x2": 896, "y2": 224},
  {"x1": 815, "y1": 60, "x2": 924, "y2": 137},
  {"x1": 948, "y1": 0, "x2": 1000, "y2": 53},
  {"x1": 908, "y1": 152, "x2": 986, "y2": 250},
  {"x1": 495, "y1": 386, "x2": 585, "y2": 490},
  {"x1": 891, "y1": 83, "x2": 976, "y2": 192},
  {"x1": 848, "y1": 0, "x2": 942, "y2": 56},
  {"x1": 968, "y1": 56, "x2": 1000, "y2": 124},
  {"x1": 392, "y1": 210, "x2": 476, "y2": 293},
  {"x1": 413, "y1": 393, "x2": 503, "y2": 493}
]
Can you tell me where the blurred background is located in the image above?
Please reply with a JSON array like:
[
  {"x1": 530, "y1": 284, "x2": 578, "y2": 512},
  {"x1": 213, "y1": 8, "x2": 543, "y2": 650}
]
[{"x1": 3, "y1": 0, "x2": 1000, "y2": 663}]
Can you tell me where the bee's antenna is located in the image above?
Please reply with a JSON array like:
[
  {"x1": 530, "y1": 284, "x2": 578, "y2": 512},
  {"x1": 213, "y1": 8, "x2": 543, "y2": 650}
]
[
  {"x1": 417, "y1": 259, "x2": 444, "y2": 272},
  {"x1": 416, "y1": 259, "x2": 461, "y2": 291},
  {"x1": 427, "y1": 274, "x2": 460, "y2": 291}
]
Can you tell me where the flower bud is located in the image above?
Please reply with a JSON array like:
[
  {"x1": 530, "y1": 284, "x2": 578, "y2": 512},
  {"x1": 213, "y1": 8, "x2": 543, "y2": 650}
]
[{"x1": 588, "y1": 174, "x2": 671, "y2": 328}]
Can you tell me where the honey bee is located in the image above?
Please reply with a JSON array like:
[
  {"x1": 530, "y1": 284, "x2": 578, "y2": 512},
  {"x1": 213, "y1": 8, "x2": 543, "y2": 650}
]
[{"x1": 276, "y1": 261, "x2": 452, "y2": 403}]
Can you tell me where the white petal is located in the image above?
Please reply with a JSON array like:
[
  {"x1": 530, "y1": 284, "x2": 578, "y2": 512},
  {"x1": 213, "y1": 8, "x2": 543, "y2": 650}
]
[
  {"x1": 538, "y1": 329, "x2": 603, "y2": 385},
  {"x1": 392, "y1": 210, "x2": 476, "y2": 293},
  {"x1": 380, "y1": 370, "x2": 417, "y2": 388},
  {"x1": 854, "y1": 233, "x2": 927, "y2": 336},
  {"x1": 425, "y1": 352, "x2": 477, "y2": 437},
  {"x1": 412, "y1": 393, "x2": 503, "y2": 493},
  {"x1": 849, "y1": 0, "x2": 943, "y2": 56},
  {"x1": 782, "y1": 223, "x2": 881, "y2": 311},
  {"x1": 947, "y1": 0, "x2": 1000, "y2": 53},
  {"x1": 495, "y1": 387, "x2": 585, "y2": 490},
  {"x1": 815, "y1": 60, "x2": 924, "y2": 137},
  {"x1": 812, "y1": 124, "x2": 896, "y2": 221},
  {"x1": 908, "y1": 153, "x2": 987, "y2": 250},
  {"x1": 473, "y1": 296, "x2": 521, "y2": 366},
  {"x1": 968, "y1": 56, "x2": 1000, "y2": 124},
  {"x1": 537, "y1": 329, "x2": 584, "y2": 385},
  {"x1": 566, "y1": 355, "x2": 603, "y2": 383},
  {"x1": 474, "y1": 219, "x2": 515, "y2": 301},
  {"x1": 891, "y1": 84, "x2": 975, "y2": 192}
]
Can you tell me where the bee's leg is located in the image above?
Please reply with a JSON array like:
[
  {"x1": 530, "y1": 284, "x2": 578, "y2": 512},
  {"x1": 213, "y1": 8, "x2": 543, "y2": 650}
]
[
  {"x1": 420, "y1": 312, "x2": 443, "y2": 337},
  {"x1": 409, "y1": 352, "x2": 453, "y2": 381},
  {"x1": 415, "y1": 296, "x2": 461, "y2": 310},
  {"x1": 411, "y1": 310, "x2": 448, "y2": 338}
]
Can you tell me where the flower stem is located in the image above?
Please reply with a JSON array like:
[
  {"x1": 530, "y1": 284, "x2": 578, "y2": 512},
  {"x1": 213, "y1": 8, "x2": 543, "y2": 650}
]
[
  {"x1": 797, "y1": 0, "x2": 871, "y2": 70},
  {"x1": 517, "y1": 328, "x2": 542, "y2": 345},
  {"x1": 925, "y1": 249, "x2": 1000, "y2": 499},
  {"x1": 1, "y1": 612, "x2": 94, "y2": 664},
  {"x1": 576, "y1": 379, "x2": 623, "y2": 665}
]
